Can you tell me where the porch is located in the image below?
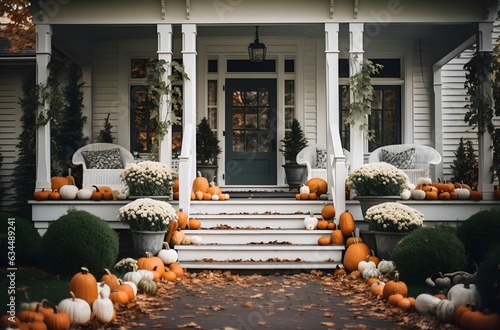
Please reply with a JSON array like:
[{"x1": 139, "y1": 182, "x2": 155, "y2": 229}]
[{"x1": 29, "y1": 197, "x2": 500, "y2": 270}]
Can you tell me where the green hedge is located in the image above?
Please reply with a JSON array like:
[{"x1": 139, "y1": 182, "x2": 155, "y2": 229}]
[{"x1": 0, "y1": 212, "x2": 41, "y2": 266}]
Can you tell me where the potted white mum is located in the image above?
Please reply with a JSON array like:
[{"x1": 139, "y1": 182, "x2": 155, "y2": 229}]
[{"x1": 120, "y1": 161, "x2": 177, "y2": 197}]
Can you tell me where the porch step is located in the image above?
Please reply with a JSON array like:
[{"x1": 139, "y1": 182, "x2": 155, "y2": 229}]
[{"x1": 174, "y1": 199, "x2": 345, "y2": 270}]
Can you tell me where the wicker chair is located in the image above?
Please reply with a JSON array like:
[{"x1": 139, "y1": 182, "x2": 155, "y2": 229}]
[
  {"x1": 368, "y1": 144, "x2": 442, "y2": 183},
  {"x1": 296, "y1": 145, "x2": 350, "y2": 181},
  {"x1": 72, "y1": 143, "x2": 135, "y2": 190}
]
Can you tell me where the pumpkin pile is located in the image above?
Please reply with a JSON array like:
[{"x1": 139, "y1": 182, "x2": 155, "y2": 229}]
[
  {"x1": 402, "y1": 177, "x2": 483, "y2": 201},
  {"x1": 190, "y1": 172, "x2": 230, "y2": 201},
  {"x1": 295, "y1": 178, "x2": 328, "y2": 200},
  {"x1": 2, "y1": 249, "x2": 186, "y2": 329}
]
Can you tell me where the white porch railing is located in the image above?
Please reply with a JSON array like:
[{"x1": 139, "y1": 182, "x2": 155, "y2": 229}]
[
  {"x1": 178, "y1": 123, "x2": 195, "y2": 216},
  {"x1": 326, "y1": 120, "x2": 347, "y2": 224}
]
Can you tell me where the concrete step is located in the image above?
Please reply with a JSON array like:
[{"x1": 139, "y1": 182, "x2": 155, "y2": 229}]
[
  {"x1": 181, "y1": 229, "x2": 334, "y2": 245},
  {"x1": 186, "y1": 214, "x2": 326, "y2": 230},
  {"x1": 179, "y1": 261, "x2": 342, "y2": 270},
  {"x1": 175, "y1": 244, "x2": 344, "y2": 263}
]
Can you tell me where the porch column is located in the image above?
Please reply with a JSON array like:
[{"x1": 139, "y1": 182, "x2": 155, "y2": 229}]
[
  {"x1": 157, "y1": 23, "x2": 173, "y2": 166},
  {"x1": 477, "y1": 22, "x2": 495, "y2": 200},
  {"x1": 349, "y1": 23, "x2": 364, "y2": 171},
  {"x1": 179, "y1": 24, "x2": 197, "y2": 213},
  {"x1": 325, "y1": 22, "x2": 345, "y2": 218},
  {"x1": 35, "y1": 24, "x2": 52, "y2": 190},
  {"x1": 432, "y1": 65, "x2": 444, "y2": 180}
]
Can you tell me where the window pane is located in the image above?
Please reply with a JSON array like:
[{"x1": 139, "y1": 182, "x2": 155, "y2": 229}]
[
  {"x1": 131, "y1": 59, "x2": 148, "y2": 78},
  {"x1": 259, "y1": 108, "x2": 269, "y2": 129},
  {"x1": 258, "y1": 129, "x2": 271, "y2": 152},
  {"x1": 284, "y1": 109, "x2": 294, "y2": 129},
  {"x1": 227, "y1": 59, "x2": 276, "y2": 72},
  {"x1": 285, "y1": 59, "x2": 295, "y2": 73},
  {"x1": 208, "y1": 80, "x2": 217, "y2": 106},
  {"x1": 285, "y1": 80, "x2": 295, "y2": 105},
  {"x1": 245, "y1": 90, "x2": 258, "y2": 106},
  {"x1": 208, "y1": 59, "x2": 218, "y2": 73},
  {"x1": 130, "y1": 85, "x2": 156, "y2": 153},
  {"x1": 208, "y1": 108, "x2": 217, "y2": 129},
  {"x1": 233, "y1": 110, "x2": 244, "y2": 129},
  {"x1": 233, "y1": 91, "x2": 244, "y2": 106},
  {"x1": 233, "y1": 130, "x2": 244, "y2": 151},
  {"x1": 246, "y1": 131, "x2": 258, "y2": 152}
]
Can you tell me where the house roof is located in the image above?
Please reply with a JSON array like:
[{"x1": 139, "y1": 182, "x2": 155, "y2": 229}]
[{"x1": 0, "y1": 38, "x2": 35, "y2": 58}]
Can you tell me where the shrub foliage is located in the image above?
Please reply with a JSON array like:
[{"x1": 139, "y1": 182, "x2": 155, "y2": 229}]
[
  {"x1": 391, "y1": 226, "x2": 467, "y2": 285},
  {"x1": 456, "y1": 208, "x2": 500, "y2": 270},
  {"x1": 41, "y1": 209, "x2": 119, "y2": 275},
  {"x1": 0, "y1": 212, "x2": 41, "y2": 266},
  {"x1": 476, "y1": 243, "x2": 500, "y2": 312}
]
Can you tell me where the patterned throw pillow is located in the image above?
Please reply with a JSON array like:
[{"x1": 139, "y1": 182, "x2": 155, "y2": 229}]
[
  {"x1": 315, "y1": 148, "x2": 327, "y2": 169},
  {"x1": 381, "y1": 148, "x2": 416, "y2": 170},
  {"x1": 81, "y1": 148, "x2": 123, "y2": 169}
]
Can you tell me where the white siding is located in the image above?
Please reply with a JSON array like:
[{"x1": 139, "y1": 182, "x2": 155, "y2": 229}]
[
  {"x1": 91, "y1": 41, "x2": 120, "y2": 143},
  {"x1": 302, "y1": 38, "x2": 318, "y2": 143},
  {"x1": 0, "y1": 64, "x2": 34, "y2": 208},
  {"x1": 412, "y1": 39, "x2": 434, "y2": 146},
  {"x1": 440, "y1": 48, "x2": 476, "y2": 180}
]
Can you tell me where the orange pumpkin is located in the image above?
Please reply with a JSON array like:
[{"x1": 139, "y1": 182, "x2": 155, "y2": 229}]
[
  {"x1": 330, "y1": 229, "x2": 344, "y2": 245},
  {"x1": 137, "y1": 252, "x2": 165, "y2": 277},
  {"x1": 48, "y1": 189, "x2": 61, "y2": 200},
  {"x1": 33, "y1": 188, "x2": 51, "y2": 201},
  {"x1": 51, "y1": 176, "x2": 70, "y2": 192},
  {"x1": 327, "y1": 221, "x2": 336, "y2": 230},
  {"x1": 68, "y1": 267, "x2": 98, "y2": 306},
  {"x1": 194, "y1": 190, "x2": 204, "y2": 200},
  {"x1": 176, "y1": 208, "x2": 188, "y2": 229},
  {"x1": 100, "y1": 186, "x2": 113, "y2": 200},
  {"x1": 321, "y1": 204, "x2": 335, "y2": 220},
  {"x1": 305, "y1": 178, "x2": 328, "y2": 195},
  {"x1": 109, "y1": 290, "x2": 129, "y2": 305},
  {"x1": 192, "y1": 171, "x2": 209, "y2": 193},
  {"x1": 317, "y1": 236, "x2": 331, "y2": 245},
  {"x1": 366, "y1": 250, "x2": 380, "y2": 266},
  {"x1": 339, "y1": 210, "x2": 355, "y2": 237},
  {"x1": 162, "y1": 269, "x2": 178, "y2": 282},
  {"x1": 316, "y1": 219, "x2": 329, "y2": 230},
  {"x1": 92, "y1": 185, "x2": 103, "y2": 201},
  {"x1": 469, "y1": 190, "x2": 483, "y2": 200},
  {"x1": 173, "y1": 179, "x2": 180, "y2": 192},
  {"x1": 188, "y1": 218, "x2": 201, "y2": 229},
  {"x1": 101, "y1": 268, "x2": 119, "y2": 290},
  {"x1": 342, "y1": 240, "x2": 370, "y2": 273},
  {"x1": 382, "y1": 272, "x2": 408, "y2": 300}
]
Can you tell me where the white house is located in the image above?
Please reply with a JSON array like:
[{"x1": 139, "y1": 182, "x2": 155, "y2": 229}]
[{"x1": 1, "y1": 0, "x2": 499, "y2": 215}]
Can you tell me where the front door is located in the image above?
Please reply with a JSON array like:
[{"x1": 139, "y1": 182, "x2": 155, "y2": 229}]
[{"x1": 224, "y1": 79, "x2": 277, "y2": 185}]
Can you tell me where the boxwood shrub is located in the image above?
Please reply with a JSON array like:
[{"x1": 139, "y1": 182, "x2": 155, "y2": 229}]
[
  {"x1": 475, "y1": 243, "x2": 500, "y2": 312},
  {"x1": 391, "y1": 226, "x2": 467, "y2": 285},
  {"x1": 41, "y1": 209, "x2": 119, "y2": 275},
  {"x1": 456, "y1": 208, "x2": 500, "y2": 271},
  {"x1": 0, "y1": 212, "x2": 42, "y2": 266}
]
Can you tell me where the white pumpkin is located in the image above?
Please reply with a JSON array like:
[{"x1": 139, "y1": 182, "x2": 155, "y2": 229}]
[
  {"x1": 417, "y1": 177, "x2": 432, "y2": 185},
  {"x1": 76, "y1": 188, "x2": 93, "y2": 200},
  {"x1": 447, "y1": 282, "x2": 481, "y2": 309},
  {"x1": 362, "y1": 267, "x2": 381, "y2": 279},
  {"x1": 411, "y1": 189, "x2": 426, "y2": 200},
  {"x1": 415, "y1": 293, "x2": 441, "y2": 315},
  {"x1": 435, "y1": 299, "x2": 456, "y2": 323},
  {"x1": 400, "y1": 189, "x2": 411, "y2": 200},
  {"x1": 454, "y1": 187, "x2": 470, "y2": 200},
  {"x1": 190, "y1": 235, "x2": 203, "y2": 245},
  {"x1": 377, "y1": 259, "x2": 396, "y2": 274},
  {"x1": 97, "y1": 282, "x2": 110, "y2": 299},
  {"x1": 157, "y1": 242, "x2": 178, "y2": 264},
  {"x1": 58, "y1": 291, "x2": 91, "y2": 324},
  {"x1": 357, "y1": 260, "x2": 376, "y2": 273},
  {"x1": 123, "y1": 271, "x2": 143, "y2": 286},
  {"x1": 137, "y1": 269, "x2": 155, "y2": 281},
  {"x1": 92, "y1": 291, "x2": 115, "y2": 323},
  {"x1": 303, "y1": 213, "x2": 318, "y2": 230},
  {"x1": 299, "y1": 184, "x2": 310, "y2": 195},
  {"x1": 60, "y1": 184, "x2": 79, "y2": 200}
]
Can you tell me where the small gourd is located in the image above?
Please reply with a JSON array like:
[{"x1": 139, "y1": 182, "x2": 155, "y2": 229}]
[
  {"x1": 435, "y1": 299, "x2": 456, "y2": 323},
  {"x1": 411, "y1": 188, "x2": 426, "y2": 200},
  {"x1": 362, "y1": 267, "x2": 381, "y2": 279},
  {"x1": 190, "y1": 235, "x2": 202, "y2": 245},
  {"x1": 299, "y1": 184, "x2": 310, "y2": 195},
  {"x1": 357, "y1": 259, "x2": 376, "y2": 273}
]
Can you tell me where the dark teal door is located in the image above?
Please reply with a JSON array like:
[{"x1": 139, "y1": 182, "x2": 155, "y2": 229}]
[{"x1": 225, "y1": 79, "x2": 277, "y2": 185}]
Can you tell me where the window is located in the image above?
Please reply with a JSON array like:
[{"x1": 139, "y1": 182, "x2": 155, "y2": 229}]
[
  {"x1": 340, "y1": 85, "x2": 401, "y2": 152},
  {"x1": 129, "y1": 58, "x2": 184, "y2": 155},
  {"x1": 207, "y1": 80, "x2": 218, "y2": 129},
  {"x1": 130, "y1": 85, "x2": 156, "y2": 153},
  {"x1": 284, "y1": 80, "x2": 295, "y2": 129}
]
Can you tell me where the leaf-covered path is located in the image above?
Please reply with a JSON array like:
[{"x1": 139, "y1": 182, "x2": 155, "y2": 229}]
[{"x1": 77, "y1": 270, "x2": 457, "y2": 329}]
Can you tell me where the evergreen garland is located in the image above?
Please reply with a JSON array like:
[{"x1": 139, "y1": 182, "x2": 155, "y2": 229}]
[{"x1": 450, "y1": 138, "x2": 478, "y2": 188}]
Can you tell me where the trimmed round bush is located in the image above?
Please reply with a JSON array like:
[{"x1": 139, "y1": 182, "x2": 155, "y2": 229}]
[
  {"x1": 476, "y1": 243, "x2": 500, "y2": 312},
  {"x1": 456, "y1": 208, "x2": 500, "y2": 270},
  {"x1": 391, "y1": 226, "x2": 467, "y2": 285},
  {"x1": 0, "y1": 212, "x2": 42, "y2": 266},
  {"x1": 41, "y1": 209, "x2": 119, "y2": 275}
]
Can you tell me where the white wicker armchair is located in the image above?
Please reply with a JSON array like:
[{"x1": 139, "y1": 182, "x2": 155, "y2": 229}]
[
  {"x1": 296, "y1": 145, "x2": 350, "y2": 181},
  {"x1": 72, "y1": 143, "x2": 135, "y2": 190},
  {"x1": 368, "y1": 144, "x2": 442, "y2": 183}
]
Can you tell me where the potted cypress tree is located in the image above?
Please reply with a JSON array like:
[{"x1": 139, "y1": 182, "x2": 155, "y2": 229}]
[
  {"x1": 280, "y1": 118, "x2": 308, "y2": 190},
  {"x1": 196, "y1": 117, "x2": 222, "y2": 181}
]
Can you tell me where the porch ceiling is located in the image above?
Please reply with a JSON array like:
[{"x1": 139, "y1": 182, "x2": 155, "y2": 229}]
[{"x1": 52, "y1": 22, "x2": 477, "y2": 66}]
